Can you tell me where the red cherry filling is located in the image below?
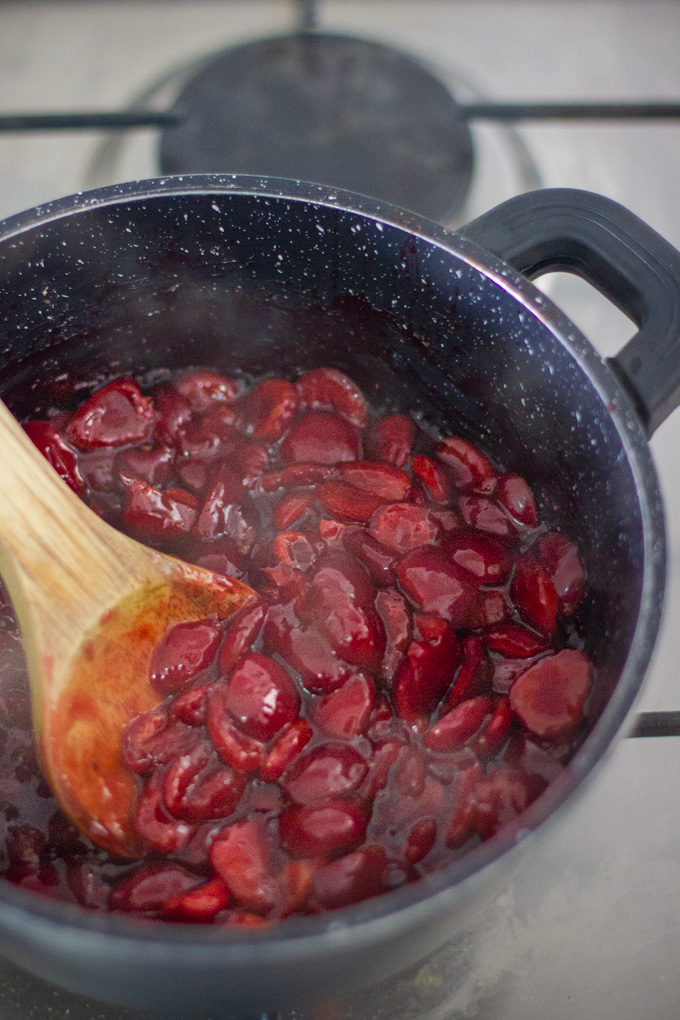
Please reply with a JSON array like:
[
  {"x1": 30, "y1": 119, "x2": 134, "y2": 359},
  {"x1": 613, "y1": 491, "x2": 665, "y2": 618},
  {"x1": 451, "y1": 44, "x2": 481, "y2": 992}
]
[
  {"x1": 219, "y1": 653, "x2": 300, "y2": 742},
  {"x1": 279, "y1": 801, "x2": 367, "y2": 860},
  {"x1": 150, "y1": 619, "x2": 221, "y2": 696},
  {"x1": 509, "y1": 649, "x2": 592, "y2": 740},
  {"x1": 24, "y1": 420, "x2": 85, "y2": 496},
  {"x1": 280, "y1": 411, "x2": 361, "y2": 465},
  {"x1": 66, "y1": 377, "x2": 154, "y2": 450},
  {"x1": 297, "y1": 367, "x2": 368, "y2": 426},
  {"x1": 17, "y1": 364, "x2": 591, "y2": 925}
]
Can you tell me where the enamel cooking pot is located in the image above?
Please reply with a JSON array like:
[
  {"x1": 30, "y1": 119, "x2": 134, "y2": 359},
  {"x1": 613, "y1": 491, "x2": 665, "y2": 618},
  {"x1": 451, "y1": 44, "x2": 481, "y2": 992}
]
[{"x1": 0, "y1": 176, "x2": 678, "y2": 1015}]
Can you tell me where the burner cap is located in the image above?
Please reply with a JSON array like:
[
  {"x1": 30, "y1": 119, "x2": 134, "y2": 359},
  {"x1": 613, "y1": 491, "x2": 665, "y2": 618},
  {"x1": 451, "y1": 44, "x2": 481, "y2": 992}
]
[{"x1": 159, "y1": 33, "x2": 475, "y2": 223}]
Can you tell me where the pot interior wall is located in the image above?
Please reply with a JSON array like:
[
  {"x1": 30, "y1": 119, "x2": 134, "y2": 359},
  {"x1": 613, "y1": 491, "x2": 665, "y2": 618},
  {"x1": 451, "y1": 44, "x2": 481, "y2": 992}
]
[{"x1": 0, "y1": 190, "x2": 643, "y2": 730}]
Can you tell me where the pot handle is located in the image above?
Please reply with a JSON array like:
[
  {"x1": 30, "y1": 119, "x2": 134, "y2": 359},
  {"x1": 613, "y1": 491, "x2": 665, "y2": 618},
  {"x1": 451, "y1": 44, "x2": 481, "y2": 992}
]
[{"x1": 459, "y1": 187, "x2": 680, "y2": 436}]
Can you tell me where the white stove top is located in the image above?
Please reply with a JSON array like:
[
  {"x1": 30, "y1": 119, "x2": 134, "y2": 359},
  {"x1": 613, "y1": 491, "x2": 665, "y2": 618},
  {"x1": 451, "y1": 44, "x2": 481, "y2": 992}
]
[{"x1": 1, "y1": 2, "x2": 680, "y2": 1018}]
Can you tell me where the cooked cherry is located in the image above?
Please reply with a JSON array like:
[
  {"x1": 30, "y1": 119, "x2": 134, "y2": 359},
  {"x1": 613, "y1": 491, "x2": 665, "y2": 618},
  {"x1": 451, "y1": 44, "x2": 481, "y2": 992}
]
[
  {"x1": 169, "y1": 681, "x2": 214, "y2": 726},
  {"x1": 435, "y1": 436, "x2": 496, "y2": 493},
  {"x1": 475, "y1": 588, "x2": 513, "y2": 628},
  {"x1": 174, "y1": 369, "x2": 238, "y2": 411},
  {"x1": 78, "y1": 447, "x2": 120, "y2": 492},
  {"x1": 279, "y1": 800, "x2": 367, "y2": 860},
  {"x1": 423, "y1": 696, "x2": 494, "y2": 752},
  {"x1": 280, "y1": 411, "x2": 361, "y2": 464},
  {"x1": 260, "y1": 719, "x2": 313, "y2": 781},
  {"x1": 393, "y1": 745, "x2": 427, "y2": 798},
  {"x1": 206, "y1": 686, "x2": 264, "y2": 773},
  {"x1": 282, "y1": 743, "x2": 368, "y2": 804},
  {"x1": 277, "y1": 860, "x2": 313, "y2": 918},
  {"x1": 220, "y1": 653, "x2": 300, "y2": 742},
  {"x1": 444, "y1": 636, "x2": 491, "y2": 710},
  {"x1": 340, "y1": 461, "x2": 411, "y2": 501},
  {"x1": 362, "y1": 735, "x2": 407, "y2": 801},
  {"x1": 133, "y1": 771, "x2": 194, "y2": 855},
  {"x1": 302, "y1": 588, "x2": 384, "y2": 672},
  {"x1": 316, "y1": 481, "x2": 384, "y2": 523},
  {"x1": 241, "y1": 378, "x2": 300, "y2": 442},
  {"x1": 318, "y1": 517, "x2": 350, "y2": 547},
  {"x1": 162, "y1": 877, "x2": 230, "y2": 922},
  {"x1": 121, "y1": 476, "x2": 197, "y2": 538},
  {"x1": 166, "y1": 759, "x2": 245, "y2": 823},
  {"x1": 396, "y1": 546, "x2": 479, "y2": 627},
  {"x1": 272, "y1": 490, "x2": 317, "y2": 531},
  {"x1": 440, "y1": 531, "x2": 512, "y2": 584},
  {"x1": 117, "y1": 445, "x2": 175, "y2": 488},
  {"x1": 491, "y1": 655, "x2": 536, "y2": 695},
  {"x1": 411, "y1": 455, "x2": 451, "y2": 503},
  {"x1": 272, "y1": 530, "x2": 324, "y2": 572},
  {"x1": 508, "y1": 649, "x2": 592, "y2": 740},
  {"x1": 511, "y1": 557, "x2": 558, "y2": 635},
  {"x1": 367, "y1": 414, "x2": 415, "y2": 467},
  {"x1": 368, "y1": 768, "x2": 444, "y2": 863},
  {"x1": 393, "y1": 616, "x2": 460, "y2": 726},
  {"x1": 369, "y1": 502, "x2": 440, "y2": 553},
  {"x1": 178, "y1": 406, "x2": 236, "y2": 461},
  {"x1": 182, "y1": 536, "x2": 248, "y2": 581},
  {"x1": 495, "y1": 473, "x2": 538, "y2": 527},
  {"x1": 297, "y1": 367, "x2": 368, "y2": 426},
  {"x1": 262, "y1": 564, "x2": 308, "y2": 601},
  {"x1": 151, "y1": 385, "x2": 192, "y2": 446},
  {"x1": 314, "y1": 675, "x2": 375, "y2": 740},
  {"x1": 481, "y1": 623, "x2": 550, "y2": 658},
  {"x1": 209, "y1": 817, "x2": 277, "y2": 913},
  {"x1": 150, "y1": 618, "x2": 221, "y2": 696},
  {"x1": 343, "y1": 529, "x2": 397, "y2": 587},
  {"x1": 175, "y1": 458, "x2": 210, "y2": 495},
  {"x1": 459, "y1": 496, "x2": 512, "y2": 536},
  {"x1": 232, "y1": 441, "x2": 269, "y2": 487},
  {"x1": 192, "y1": 464, "x2": 245, "y2": 541},
  {"x1": 121, "y1": 708, "x2": 197, "y2": 775},
  {"x1": 65, "y1": 861, "x2": 110, "y2": 910},
  {"x1": 161, "y1": 741, "x2": 214, "y2": 815},
  {"x1": 472, "y1": 699, "x2": 514, "y2": 758},
  {"x1": 403, "y1": 818, "x2": 437, "y2": 865},
  {"x1": 67, "y1": 377, "x2": 153, "y2": 450},
  {"x1": 260, "y1": 463, "x2": 340, "y2": 491},
  {"x1": 445, "y1": 758, "x2": 483, "y2": 848},
  {"x1": 309, "y1": 844, "x2": 387, "y2": 910},
  {"x1": 537, "y1": 532, "x2": 586, "y2": 616},
  {"x1": 109, "y1": 863, "x2": 200, "y2": 913},
  {"x1": 24, "y1": 420, "x2": 85, "y2": 496},
  {"x1": 218, "y1": 601, "x2": 265, "y2": 675},
  {"x1": 263, "y1": 601, "x2": 353, "y2": 694}
]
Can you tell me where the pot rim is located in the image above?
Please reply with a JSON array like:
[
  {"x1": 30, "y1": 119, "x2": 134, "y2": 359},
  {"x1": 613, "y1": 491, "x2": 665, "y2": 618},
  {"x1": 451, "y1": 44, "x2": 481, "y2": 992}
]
[{"x1": 0, "y1": 174, "x2": 665, "y2": 954}]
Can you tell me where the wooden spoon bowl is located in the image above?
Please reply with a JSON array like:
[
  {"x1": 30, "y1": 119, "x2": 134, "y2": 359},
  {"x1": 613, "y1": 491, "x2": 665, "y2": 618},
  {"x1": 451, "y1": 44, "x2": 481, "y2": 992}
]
[{"x1": 0, "y1": 400, "x2": 254, "y2": 857}]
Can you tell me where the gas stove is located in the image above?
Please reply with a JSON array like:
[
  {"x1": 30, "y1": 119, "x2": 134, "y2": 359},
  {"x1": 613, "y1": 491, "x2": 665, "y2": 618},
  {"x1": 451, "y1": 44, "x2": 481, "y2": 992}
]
[{"x1": 1, "y1": 2, "x2": 680, "y2": 1018}]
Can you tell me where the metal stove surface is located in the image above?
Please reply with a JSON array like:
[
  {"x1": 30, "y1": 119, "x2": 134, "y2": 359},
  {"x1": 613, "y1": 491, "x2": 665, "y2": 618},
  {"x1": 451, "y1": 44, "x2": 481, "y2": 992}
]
[{"x1": 0, "y1": 2, "x2": 680, "y2": 1018}]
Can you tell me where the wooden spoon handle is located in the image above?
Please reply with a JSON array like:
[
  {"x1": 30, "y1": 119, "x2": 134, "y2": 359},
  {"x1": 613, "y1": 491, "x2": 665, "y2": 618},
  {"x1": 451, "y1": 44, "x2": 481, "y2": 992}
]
[
  {"x1": 0, "y1": 401, "x2": 130, "y2": 593},
  {"x1": 0, "y1": 402, "x2": 149, "y2": 680}
]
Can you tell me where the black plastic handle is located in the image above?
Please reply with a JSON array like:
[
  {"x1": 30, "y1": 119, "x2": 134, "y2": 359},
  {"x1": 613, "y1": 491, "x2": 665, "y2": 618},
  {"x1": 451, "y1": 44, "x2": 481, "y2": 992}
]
[{"x1": 460, "y1": 187, "x2": 680, "y2": 436}]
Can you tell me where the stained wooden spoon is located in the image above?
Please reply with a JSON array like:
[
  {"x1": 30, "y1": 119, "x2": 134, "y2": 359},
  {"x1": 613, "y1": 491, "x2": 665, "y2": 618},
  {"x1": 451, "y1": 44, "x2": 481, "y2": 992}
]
[{"x1": 0, "y1": 399, "x2": 255, "y2": 858}]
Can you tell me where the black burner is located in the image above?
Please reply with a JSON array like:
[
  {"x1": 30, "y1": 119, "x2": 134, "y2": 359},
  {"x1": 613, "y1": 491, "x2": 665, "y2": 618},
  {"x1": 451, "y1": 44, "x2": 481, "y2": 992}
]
[{"x1": 159, "y1": 33, "x2": 475, "y2": 223}]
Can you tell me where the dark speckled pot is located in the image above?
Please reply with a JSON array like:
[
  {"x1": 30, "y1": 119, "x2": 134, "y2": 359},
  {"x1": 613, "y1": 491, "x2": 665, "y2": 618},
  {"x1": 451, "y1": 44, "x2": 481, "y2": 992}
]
[{"x1": 0, "y1": 176, "x2": 677, "y2": 1014}]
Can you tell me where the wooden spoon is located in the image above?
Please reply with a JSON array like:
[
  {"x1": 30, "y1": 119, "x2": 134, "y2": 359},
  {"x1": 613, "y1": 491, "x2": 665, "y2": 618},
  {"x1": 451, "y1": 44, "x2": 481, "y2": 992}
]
[{"x1": 0, "y1": 400, "x2": 255, "y2": 858}]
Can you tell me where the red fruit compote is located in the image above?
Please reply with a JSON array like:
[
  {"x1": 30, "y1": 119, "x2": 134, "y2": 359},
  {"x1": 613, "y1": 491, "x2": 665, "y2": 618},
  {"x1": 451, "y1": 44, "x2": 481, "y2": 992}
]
[{"x1": 0, "y1": 365, "x2": 590, "y2": 925}]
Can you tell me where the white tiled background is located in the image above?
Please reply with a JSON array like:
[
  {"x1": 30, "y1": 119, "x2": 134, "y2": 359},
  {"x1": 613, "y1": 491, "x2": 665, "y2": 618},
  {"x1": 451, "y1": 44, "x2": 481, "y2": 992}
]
[{"x1": 0, "y1": 3, "x2": 679, "y2": 1018}]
